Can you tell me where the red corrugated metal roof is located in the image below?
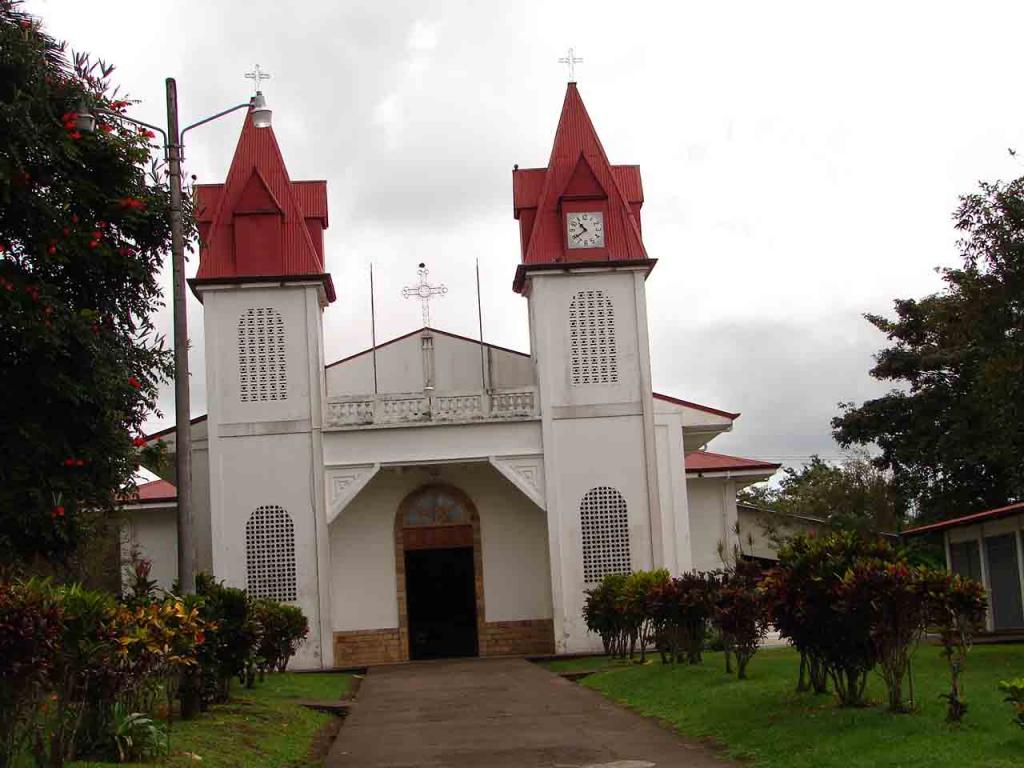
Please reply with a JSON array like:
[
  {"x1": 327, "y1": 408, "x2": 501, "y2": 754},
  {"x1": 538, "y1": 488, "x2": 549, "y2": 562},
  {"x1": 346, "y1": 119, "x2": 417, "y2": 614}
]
[
  {"x1": 123, "y1": 478, "x2": 177, "y2": 505},
  {"x1": 685, "y1": 451, "x2": 781, "y2": 474},
  {"x1": 902, "y1": 501, "x2": 1024, "y2": 536},
  {"x1": 653, "y1": 392, "x2": 740, "y2": 420},
  {"x1": 512, "y1": 83, "x2": 650, "y2": 291},
  {"x1": 194, "y1": 112, "x2": 335, "y2": 302}
]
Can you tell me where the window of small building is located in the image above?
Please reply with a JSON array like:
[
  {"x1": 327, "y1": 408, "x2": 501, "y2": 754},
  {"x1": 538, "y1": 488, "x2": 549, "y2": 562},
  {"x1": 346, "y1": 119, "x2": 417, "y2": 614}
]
[{"x1": 949, "y1": 539, "x2": 983, "y2": 582}]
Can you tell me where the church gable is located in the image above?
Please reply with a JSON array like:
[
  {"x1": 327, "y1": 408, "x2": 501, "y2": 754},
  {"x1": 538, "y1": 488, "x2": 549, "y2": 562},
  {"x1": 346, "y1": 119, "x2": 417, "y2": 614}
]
[{"x1": 325, "y1": 328, "x2": 535, "y2": 398}]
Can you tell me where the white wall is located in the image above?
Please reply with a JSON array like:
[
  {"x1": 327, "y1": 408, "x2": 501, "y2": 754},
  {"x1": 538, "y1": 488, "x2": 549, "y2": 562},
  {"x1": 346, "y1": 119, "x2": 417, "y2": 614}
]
[
  {"x1": 200, "y1": 281, "x2": 330, "y2": 670},
  {"x1": 736, "y1": 506, "x2": 820, "y2": 561},
  {"x1": 322, "y1": 420, "x2": 542, "y2": 466},
  {"x1": 328, "y1": 462, "x2": 552, "y2": 633},
  {"x1": 527, "y1": 267, "x2": 660, "y2": 653},
  {"x1": 122, "y1": 506, "x2": 178, "y2": 591},
  {"x1": 686, "y1": 477, "x2": 737, "y2": 572},
  {"x1": 325, "y1": 330, "x2": 535, "y2": 396},
  {"x1": 654, "y1": 415, "x2": 692, "y2": 573}
]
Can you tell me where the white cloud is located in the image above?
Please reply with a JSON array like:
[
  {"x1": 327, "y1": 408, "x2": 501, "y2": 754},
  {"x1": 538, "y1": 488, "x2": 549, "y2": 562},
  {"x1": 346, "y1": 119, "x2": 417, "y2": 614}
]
[{"x1": 24, "y1": 0, "x2": 1024, "y2": 465}]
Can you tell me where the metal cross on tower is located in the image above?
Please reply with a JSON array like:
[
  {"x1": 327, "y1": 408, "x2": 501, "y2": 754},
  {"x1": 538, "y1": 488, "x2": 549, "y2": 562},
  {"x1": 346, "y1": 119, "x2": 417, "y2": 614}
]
[
  {"x1": 402, "y1": 262, "x2": 448, "y2": 327},
  {"x1": 244, "y1": 64, "x2": 271, "y2": 94},
  {"x1": 558, "y1": 47, "x2": 583, "y2": 81}
]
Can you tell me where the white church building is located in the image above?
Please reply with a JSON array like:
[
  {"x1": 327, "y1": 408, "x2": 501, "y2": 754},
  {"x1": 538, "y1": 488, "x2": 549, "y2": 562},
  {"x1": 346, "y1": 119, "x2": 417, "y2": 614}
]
[{"x1": 125, "y1": 83, "x2": 781, "y2": 670}]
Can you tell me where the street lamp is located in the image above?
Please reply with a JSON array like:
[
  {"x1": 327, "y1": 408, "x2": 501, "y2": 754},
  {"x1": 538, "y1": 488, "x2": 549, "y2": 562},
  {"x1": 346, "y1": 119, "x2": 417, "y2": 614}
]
[{"x1": 77, "y1": 77, "x2": 273, "y2": 594}]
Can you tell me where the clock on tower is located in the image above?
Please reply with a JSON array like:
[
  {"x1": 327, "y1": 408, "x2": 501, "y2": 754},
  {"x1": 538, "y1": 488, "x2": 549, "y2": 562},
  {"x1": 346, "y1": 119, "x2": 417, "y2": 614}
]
[{"x1": 566, "y1": 211, "x2": 605, "y2": 249}]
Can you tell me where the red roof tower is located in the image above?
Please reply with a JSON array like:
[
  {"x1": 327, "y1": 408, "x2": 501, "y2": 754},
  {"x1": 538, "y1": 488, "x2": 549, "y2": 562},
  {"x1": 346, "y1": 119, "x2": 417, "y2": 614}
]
[
  {"x1": 512, "y1": 83, "x2": 653, "y2": 292},
  {"x1": 190, "y1": 113, "x2": 335, "y2": 302}
]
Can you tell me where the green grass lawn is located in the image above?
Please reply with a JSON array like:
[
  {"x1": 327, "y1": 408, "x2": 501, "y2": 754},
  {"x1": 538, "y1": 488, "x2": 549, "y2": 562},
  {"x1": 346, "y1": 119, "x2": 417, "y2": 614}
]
[
  {"x1": 71, "y1": 672, "x2": 352, "y2": 768},
  {"x1": 544, "y1": 645, "x2": 1024, "y2": 768}
]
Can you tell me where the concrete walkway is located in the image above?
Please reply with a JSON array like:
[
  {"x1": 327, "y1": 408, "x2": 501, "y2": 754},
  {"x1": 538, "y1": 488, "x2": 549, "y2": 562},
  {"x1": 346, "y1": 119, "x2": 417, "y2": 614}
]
[{"x1": 326, "y1": 657, "x2": 734, "y2": 768}]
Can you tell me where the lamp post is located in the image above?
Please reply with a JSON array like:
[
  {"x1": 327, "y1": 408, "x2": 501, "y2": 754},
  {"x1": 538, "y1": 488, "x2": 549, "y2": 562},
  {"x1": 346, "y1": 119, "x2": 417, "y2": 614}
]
[{"x1": 78, "y1": 77, "x2": 272, "y2": 594}]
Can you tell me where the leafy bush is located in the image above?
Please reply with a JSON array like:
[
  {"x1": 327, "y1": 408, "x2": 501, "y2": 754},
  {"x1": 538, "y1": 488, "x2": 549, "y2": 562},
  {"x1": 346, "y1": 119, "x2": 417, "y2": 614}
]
[
  {"x1": 619, "y1": 569, "x2": 669, "y2": 661},
  {"x1": 193, "y1": 573, "x2": 257, "y2": 705},
  {"x1": 583, "y1": 573, "x2": 630, "y2": 658},
  {"x1": 0, "y1": 576, "x2": 208, "y2": 767},
  {"x1": 252, "y1": 599, "x2": 309, "y2": 675},
  {"x1": 839, "y1": 560, "x2": 930, "y2": 711},
  {"x1": 713, "y1": 560, "x2": 767, "y2": 679},
  {"x1": 999, "y1": 678, "x2": 1024, "y2": 729},
  {"x1": 761, "y1": 532, "x2": 895, "y2": 706},
  {"x1": 923, "y1": 571, "x2": 988, "y2": 722},
  {"x1": 649, "y1": 571, "x2": 719, "y2": 665},
  {"x1": 0, "y1": 578, "x2": 63, "y2": 765},
  {"x1": 109, "y1": 703, "x2": 167, "y2": 763}
]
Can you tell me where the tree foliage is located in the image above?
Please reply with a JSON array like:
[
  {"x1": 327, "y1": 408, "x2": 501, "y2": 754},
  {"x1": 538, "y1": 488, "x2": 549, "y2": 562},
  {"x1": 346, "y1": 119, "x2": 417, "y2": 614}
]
[
  {"x1": 740, "y1": 454, "x2": 903, "y2": 532},
  {"x1": 0, "y1": 1, "x2": 188, "y2": 564},
  {"x1": 832, "y1": 174, "x2": 1024, "y2": 522}
]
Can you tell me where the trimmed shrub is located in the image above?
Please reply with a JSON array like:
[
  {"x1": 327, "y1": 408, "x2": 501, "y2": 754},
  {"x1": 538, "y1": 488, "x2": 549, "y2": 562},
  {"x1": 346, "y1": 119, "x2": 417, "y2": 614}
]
[
  {"x1": 923, "y1": 570, "x2": 988, "y2": 722},
  {"x1": 193, "y1": 573, "x2": 257, "y2": 705},
  {"x1": 761, "y1": 532, "x2": 895, "y2": 706},
  {"x1": 713, "y1": 560, "x2": 767, "y2": 679},
  {"x1": 583, "y1": 573, "x2": 630, "y2": 658},
  {"x1": 650, "y1": 571, "x2": 719, "y2": 665},
  {"x1": 252, "y1": 599, "x2": 309, "y2": 675},
  {"x1": 839, "y1": 560, "x2": 929, "y2": 712},
  {"x1": 619, "y1": 569, "x2": 670, "y2": 661}
]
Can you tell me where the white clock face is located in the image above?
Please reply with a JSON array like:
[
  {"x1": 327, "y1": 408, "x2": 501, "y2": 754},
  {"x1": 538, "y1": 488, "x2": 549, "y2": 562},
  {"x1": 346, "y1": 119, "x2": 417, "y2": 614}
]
[{"x1": 566, "y1": 211, "x2": 605, "y2": 249}]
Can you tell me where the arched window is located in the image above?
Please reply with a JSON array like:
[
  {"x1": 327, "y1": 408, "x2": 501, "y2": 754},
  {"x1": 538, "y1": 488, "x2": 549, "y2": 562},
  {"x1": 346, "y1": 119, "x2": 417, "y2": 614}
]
[
  {"x1": 238, "y1": 307, "x2": 287, "y2": 402},
  {"x1": 245, "y1": 505, "x2": 297, "y2": 601},
  {"x1": 401, "y1": 486, "x2": 472, "y2": 528},
  {"x1": 569, "y1": 290, "x2": 618, "y2": 386},
  {"x1": 580, "y1": 486, "x2": 630, "y2": 583}
]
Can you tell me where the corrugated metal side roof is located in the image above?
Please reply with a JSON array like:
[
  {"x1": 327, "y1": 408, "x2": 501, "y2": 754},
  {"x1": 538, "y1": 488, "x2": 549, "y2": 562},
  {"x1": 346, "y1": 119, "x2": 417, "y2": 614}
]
[
  {"x1": 292, "y1": 180, "x2": 328, "y2": 223},
  {"x1": 902, "y1": 501, "x2": 1024, "y2": 536},
  {"x1": 685, "y1": 451, "x2": 781, "y2": 473}
]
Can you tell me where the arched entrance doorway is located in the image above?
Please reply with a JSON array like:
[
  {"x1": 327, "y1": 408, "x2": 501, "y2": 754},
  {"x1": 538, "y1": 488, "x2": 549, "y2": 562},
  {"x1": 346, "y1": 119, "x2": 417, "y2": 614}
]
[{"x1": 395, "y1": 484, "x2": 485, "y2": 660}]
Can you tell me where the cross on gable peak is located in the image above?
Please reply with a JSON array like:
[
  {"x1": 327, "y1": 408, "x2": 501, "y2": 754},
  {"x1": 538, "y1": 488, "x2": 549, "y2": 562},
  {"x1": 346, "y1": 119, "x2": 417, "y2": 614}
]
[
  {"x1": 558, "y1": 47, "x2": 583, "y2": 82},
  {"x1": 244, "y1": 64, "x2": 271, "y2": 95}
]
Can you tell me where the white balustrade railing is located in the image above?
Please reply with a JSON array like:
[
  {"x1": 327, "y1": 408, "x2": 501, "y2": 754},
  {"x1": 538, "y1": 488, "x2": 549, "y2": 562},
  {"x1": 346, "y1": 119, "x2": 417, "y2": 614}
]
[{"x1": 325, "y1": 388, "x2": 537, "y2": 429}]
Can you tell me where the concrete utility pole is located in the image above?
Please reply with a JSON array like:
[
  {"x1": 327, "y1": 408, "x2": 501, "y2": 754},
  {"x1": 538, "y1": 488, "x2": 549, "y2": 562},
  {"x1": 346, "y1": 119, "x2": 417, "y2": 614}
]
[{"x1": 165, "y1": 78, "x2": 195, "y2": 595}]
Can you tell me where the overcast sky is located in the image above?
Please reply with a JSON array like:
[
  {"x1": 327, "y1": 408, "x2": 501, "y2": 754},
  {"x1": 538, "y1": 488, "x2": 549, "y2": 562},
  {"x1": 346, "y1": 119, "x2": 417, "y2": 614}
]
[{"x1": 26, "y1": 0, "x2": 1024, "y2": 467}]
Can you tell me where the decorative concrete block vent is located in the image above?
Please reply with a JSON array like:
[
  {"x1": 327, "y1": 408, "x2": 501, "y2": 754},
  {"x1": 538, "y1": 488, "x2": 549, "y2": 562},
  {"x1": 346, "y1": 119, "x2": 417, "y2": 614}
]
[
  {"x1": 245, "y1": 505, "x2": 297, "y2": 601},
  {"x1": 238, "y1": 306, "x2": 287, "y2": 402},
  {"x1": 569, "y1": 289, "x2": 618, "y2": 386},
  {"x1": 580, "y1": 486, "x2": 631, "y2": 583}
]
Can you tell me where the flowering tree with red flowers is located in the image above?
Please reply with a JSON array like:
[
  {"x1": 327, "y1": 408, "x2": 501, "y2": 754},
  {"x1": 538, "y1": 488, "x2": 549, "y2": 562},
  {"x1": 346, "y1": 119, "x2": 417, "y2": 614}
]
[{"x1": 0, "y1": 1, "x2": 190, "y2": 565}]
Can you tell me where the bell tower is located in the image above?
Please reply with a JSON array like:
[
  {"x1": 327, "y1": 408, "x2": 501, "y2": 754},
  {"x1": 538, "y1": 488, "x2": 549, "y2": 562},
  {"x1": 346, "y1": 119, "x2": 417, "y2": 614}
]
[
  {"x1": 512, "y1": 83, "x2": 661, "y2": 653},
  {"x1": 191, "y1": 113, "x2": 335, "y2": 669}
]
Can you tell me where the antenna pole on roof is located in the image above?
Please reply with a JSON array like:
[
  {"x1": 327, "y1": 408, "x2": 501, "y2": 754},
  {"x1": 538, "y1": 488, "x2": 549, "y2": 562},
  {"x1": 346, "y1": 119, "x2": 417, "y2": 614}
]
[
  {"x1": 476, "y1": 258, "x2": 486, "y2": 391},
  {"x1": 370, "y1": 264, "x2": 378, "y2": 395}
]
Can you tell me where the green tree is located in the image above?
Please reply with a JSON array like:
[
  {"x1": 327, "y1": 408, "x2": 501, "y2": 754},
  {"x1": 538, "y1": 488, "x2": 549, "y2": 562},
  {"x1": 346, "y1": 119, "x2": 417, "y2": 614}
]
[
  {"x1": 832, "y1": 173, "x2": 1024, "y2": 522},
  {"x1": 740, "y1": 453, "x2": 903, "y2": 532},
  {"x1": 0, "y1": 1, "x2": 186, "y2": 565}
]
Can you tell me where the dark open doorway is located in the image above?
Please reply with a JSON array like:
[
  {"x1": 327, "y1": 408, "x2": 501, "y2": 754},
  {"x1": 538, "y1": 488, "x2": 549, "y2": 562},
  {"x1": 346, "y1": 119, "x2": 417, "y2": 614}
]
[{"x1": 405, "y1": 546, "x2": 478, "y2": 660}]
